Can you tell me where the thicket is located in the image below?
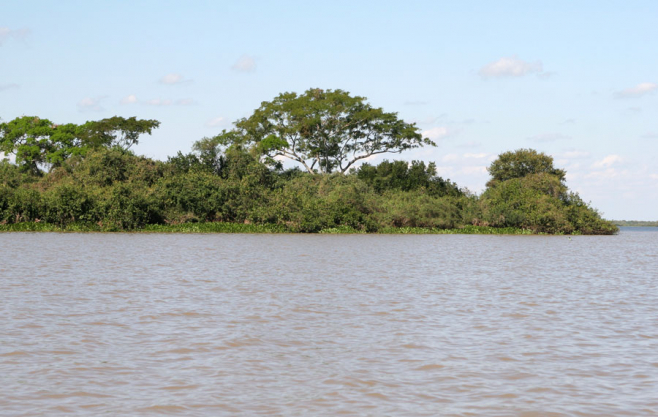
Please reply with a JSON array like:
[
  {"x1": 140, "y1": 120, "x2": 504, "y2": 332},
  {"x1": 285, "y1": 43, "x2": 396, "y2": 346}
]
[{"x1": 0, "y1": 146, "x2": 617, "y2": 234}]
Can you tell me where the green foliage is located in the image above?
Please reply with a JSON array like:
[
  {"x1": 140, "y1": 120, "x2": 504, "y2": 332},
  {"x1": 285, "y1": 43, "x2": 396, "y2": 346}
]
[
  {"x1": 0, "y1": 186, "x2": 43, "y2": 223},
  {"x1": 373, "y1": 191, "x2": 464, "y2": 229},
  {"x1": 96, "y1": 183, "x2": 160, "y2": 230},
  {"x1": 486, "y1": 148, "x2": 566, "y2": 188},
  {"x1": 0, "y1": 112, "x2": 617, "y2": 236},
  {"x1": 68, "y1": 148, "x2": 165, "y2": 187},
  {"x1": 355, "y1": 159, "x2": 462, "y2": 197},
  {"x1": 0, "y1": 115, "x2": 159, "y2": 175},
  {"x1": 481, "y1": 151, "x2": 618, "y2": 235},
  {"x1": 222, "y1": 88, "x2": 434, "y2": 173},
  {"x1": 77, "y1": 116, "x2": 160, "y2": 151},
  {"x1": 42, "y1": 184, "x2": 95, "y2": 225}
]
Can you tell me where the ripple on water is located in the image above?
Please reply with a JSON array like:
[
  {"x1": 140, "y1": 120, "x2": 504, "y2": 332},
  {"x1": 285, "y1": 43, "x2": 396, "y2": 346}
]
[{"x1": 1, "y1": 231, "x2": 657, "y2": 416}]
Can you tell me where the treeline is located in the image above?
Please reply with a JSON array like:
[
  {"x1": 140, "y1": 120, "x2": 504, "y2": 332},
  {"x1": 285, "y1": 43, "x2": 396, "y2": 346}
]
[
  {"x1": 613, "y1": 220, "x2": 658, "y2": 227},
  {"x1": 0, "y1": 89, "x2": 617, "y2": 234},
  {"x1": 0, "y1": 144, "x2": 617, "y2": 234}
]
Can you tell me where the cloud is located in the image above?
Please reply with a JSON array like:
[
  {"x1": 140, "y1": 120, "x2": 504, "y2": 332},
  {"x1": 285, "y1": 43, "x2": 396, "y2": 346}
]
[
  {"x1": 0, "y1": 83, "x2": 19, "y2": 92},
  {"x1": 526, "y1": 133, "x2": 571, "y2": 143},
  {"x1": 422, "y1": 126, "x2": 458, "y2": 145},
  {"x1": 592, "y1": 155, "x2": 623, "y2": 169},
  {"x1": 614, "y1": 82, "x2": 657, "y2": 98},
  {"x1": 463, "y1": 153, "x2": 488, "y2": 159},
  {"x1": 423, "y1": 126, "x2": 449, "y2": 139},
  {"x1": 206, "y1": 116, "x2": 226, "y2": 127},
  {"x1": 159, "y1": 73, "x2": 192, "y2": 85},
  {"x1": 479, "y1": 56, "x2": 544, "y2": 78},
  {"x1": 77, "y1": 96, "x2": 107, "y2": 112},
  {"x1": 641, "y1": 132, "x2": 658, "y2": 139},
  {"x1": 0, "y1": 27, "x2": 30, "y2": 45},
  {"x1": 461, "y1": 166, "x2": 488, "y2": 175},
  {"x1": 560, "y1": 118, "x2": 576, "y2": 125},
  {"x1": 231, "y1": 55, "x2": 256, "y2": 72},
  {"x1": 404, "y1": 100, "x2": 428, "y2": 106},
  {"x1": 120, "y1": 94, "x2": 138, "y2": 104}
]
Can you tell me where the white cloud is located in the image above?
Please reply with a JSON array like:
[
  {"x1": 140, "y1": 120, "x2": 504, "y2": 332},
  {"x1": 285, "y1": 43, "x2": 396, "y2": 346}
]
[
  {"x1": 0, "y1": 83, "x2": 19, "y2": 92},
  {"x1": 159, "y1": 73, "x2": 192, "y2": 85},
  {"x1": 463, "y1": 153, "x2": 488, "y2": 159},
  {"x1": 0, "y1": 27, "x2": 30, "y2": 45},
  {"x1": 479, "y1": 56, "x2": 543, "y2": 78},
  {"x1": 423, "y1": 126, "x2": 448, "y2": 139},
  {"x1": 591, "y1": 155, "x2": 623, "y2": 169},
  {"x1": 526, "y1": 133, "x2": 571, "y2": 143},
  {"x1": 231, "y1": 55, "x2": 256, "y2": 73},
  {"x1": 641, "y1": 132, "x2": 658, "y2": 139},
  {"x1": 461, "y1": 166, "x2": 488, "y2": 175},
  {"x1": 206, "y1": 116, "x2": 226, "y2": 127},
  {"x1": 120, "y1": 94, "x2": 138, "y2": 104},
  {"x1": 614, "y1": 82, "x2": 657, "y2": 98},
  {"x1": 77, "y1": 96, "x2": 106, "y2": 112},
  {"x1": 585, "y1": 168, "x2": 627, "y2": 180}
]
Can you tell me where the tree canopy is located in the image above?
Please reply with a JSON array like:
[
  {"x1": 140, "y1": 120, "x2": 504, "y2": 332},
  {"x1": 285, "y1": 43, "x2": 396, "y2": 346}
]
[
  {"x1": 0, "y1": 116, "x2": 159, "y2": 174},
  {"x1": 486, "y1": 148, "x2": 566, "y2": 188},
  {"x1": 213, "y1": 88, "x2": 435, "y2": 174}
]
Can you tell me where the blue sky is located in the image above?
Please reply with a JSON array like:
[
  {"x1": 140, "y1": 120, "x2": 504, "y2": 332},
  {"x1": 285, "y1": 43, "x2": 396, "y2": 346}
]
[{"x1": 1, "y1": 0, "x2": 657, "y2": 220}]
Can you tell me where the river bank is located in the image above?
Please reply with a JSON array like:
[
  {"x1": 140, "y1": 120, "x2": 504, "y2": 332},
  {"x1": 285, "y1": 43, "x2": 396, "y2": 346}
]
[{"x1": 0, "y1": 221, "x2": 592, "y2": 235}]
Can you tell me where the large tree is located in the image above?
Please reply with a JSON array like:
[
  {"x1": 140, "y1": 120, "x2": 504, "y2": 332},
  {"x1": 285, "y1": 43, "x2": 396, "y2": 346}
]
[
  {"x1": 214, "y1": 88, "x2": 435, "y2": 174},
  {"x1": 77, "y1": 116, "x2": 160, "y2": 151}
]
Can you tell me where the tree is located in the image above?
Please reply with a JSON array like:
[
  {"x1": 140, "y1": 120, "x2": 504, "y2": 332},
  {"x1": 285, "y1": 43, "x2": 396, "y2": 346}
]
[
  {"x1": 486, "y1": 148, "x2": 566, "y2": 188},
  {"x1": 216, "y1": 88, "x2": 435, "y2": 174},
  {"x1": 0, "y1": 116, "x2": 80, "y2": 174},
  {"x1": 355, "y1": 159, "x2": 462, "y2": 197},
  {"x1": 0, "y1": 115, "x2": 160, "y2": 174},
  {"x1": 77, "y1": 116, "x2": 160, "y2": 151}
]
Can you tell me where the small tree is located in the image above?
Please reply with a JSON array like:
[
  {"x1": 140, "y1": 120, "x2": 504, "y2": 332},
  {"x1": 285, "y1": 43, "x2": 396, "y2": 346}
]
[
  {"x1": 215, "y1": 88, "x2": 435, "y2": 174},
  {"x1": 486, "y1": 148, "x2": 565, "y2": 188}
]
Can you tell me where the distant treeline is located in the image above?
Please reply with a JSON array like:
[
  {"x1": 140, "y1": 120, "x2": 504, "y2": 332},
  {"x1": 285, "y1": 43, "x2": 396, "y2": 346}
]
[
  {"x1": 613, "y1": 220, "x2": 658, "y2": 227},
  {"x1": 0, "y1": 89, "x2": 618, "y2": 235}
]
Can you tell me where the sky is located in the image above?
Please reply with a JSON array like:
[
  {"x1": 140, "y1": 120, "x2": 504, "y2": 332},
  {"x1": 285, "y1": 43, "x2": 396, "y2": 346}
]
[{"x1": 1, "y1": 0, "x2": 657, "y2": 220}]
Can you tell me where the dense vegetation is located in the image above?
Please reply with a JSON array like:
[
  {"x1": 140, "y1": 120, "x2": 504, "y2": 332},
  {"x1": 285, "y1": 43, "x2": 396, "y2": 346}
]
[{"x1": 0, "y1": 90, "x2": 618, "y2": 235}]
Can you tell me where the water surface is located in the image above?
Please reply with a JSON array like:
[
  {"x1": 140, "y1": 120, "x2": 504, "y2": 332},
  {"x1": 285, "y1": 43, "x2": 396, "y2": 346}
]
[{"x1": 1, "y1": 230, "x2": 657, "y2": 416}]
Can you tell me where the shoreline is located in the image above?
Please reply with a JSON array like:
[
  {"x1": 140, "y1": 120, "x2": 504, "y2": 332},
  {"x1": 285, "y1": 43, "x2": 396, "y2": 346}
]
[{"x1": 0, "y1": 222, "x2": 609, "y2": 235}]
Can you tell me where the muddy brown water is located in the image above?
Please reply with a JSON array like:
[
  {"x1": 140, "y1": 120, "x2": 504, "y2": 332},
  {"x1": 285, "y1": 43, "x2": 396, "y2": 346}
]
[{"x1": 1, "y1": 229, "x2": 657, "y2": 416}]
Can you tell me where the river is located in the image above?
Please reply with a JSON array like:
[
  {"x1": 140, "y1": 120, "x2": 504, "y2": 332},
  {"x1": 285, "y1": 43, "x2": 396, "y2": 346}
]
[{"x1": 1, "y1": 228, "x2": 657, "y2": 416}]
